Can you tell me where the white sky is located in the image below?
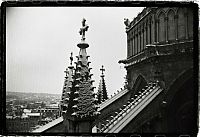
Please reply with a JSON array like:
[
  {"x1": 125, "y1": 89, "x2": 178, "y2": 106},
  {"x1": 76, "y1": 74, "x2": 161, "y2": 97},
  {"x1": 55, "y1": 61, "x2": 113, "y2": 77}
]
[{"x1": 6, "y1": 7, "x2": 144, "y2": 96}]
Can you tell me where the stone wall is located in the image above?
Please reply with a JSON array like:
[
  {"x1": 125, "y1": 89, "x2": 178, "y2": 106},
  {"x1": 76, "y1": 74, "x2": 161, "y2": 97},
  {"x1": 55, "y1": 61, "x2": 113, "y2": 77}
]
[{"x1": 126, "y1": 7, "x2": 193, "y2": 58}]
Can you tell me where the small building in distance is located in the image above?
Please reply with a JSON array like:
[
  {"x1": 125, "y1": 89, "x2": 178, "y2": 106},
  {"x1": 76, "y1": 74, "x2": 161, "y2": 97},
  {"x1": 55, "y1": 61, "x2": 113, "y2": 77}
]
[{"x1": 6, "y1": 112, "x2": 41, "y2": 132}]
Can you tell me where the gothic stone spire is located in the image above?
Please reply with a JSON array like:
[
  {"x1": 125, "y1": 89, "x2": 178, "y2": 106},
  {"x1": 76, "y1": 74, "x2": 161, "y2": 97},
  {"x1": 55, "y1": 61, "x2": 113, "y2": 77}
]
[
  {"x1": 60, "y1": 53, "x2": 74, "y2": 114},
  {"x1": 97, "y1": 65, "x2": 108, "y2": 104},
  {"x1": 62, "y1": 19, "x2": 99, "y2": 123}
]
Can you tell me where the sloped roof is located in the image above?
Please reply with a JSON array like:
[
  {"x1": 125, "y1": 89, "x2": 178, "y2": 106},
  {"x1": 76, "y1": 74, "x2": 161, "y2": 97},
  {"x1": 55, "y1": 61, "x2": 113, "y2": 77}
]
[
  {"x1": 26, "y1": 113, "x2": 40, "y2": 117},
  {"x1": 100, "y1": 84, "x2": 163, "y2": 133},
  {"x1": 32, "y1": 116, "x2": 63, "y2": 133},
  {"x1": 98, "y1": 89, "x2": 129, "y2": 111}
]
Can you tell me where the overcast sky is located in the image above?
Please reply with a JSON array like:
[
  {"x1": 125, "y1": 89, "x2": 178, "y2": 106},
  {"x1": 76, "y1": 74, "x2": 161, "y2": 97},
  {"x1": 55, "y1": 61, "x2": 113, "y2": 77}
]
[{"x1": 6, "y1": 7, "x2": 144, "y2": 96}]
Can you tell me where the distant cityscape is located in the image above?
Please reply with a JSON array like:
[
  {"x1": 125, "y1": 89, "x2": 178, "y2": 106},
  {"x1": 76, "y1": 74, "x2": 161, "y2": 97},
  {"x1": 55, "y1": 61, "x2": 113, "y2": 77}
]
[{"x1": 6, "y1": 91, "x2": 61, "y2": 132}]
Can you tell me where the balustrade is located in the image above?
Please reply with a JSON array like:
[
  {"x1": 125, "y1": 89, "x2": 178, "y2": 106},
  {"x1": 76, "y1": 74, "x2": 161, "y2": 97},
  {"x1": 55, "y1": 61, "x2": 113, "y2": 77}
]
[{"x1": 100, "y1": 82, "x2": 159, "y2": 132}]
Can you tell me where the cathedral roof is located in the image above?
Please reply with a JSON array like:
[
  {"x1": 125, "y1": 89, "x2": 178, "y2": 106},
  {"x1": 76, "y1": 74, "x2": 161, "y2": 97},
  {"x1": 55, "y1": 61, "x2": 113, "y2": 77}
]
[{"x1": 32, "y1": 117, "x2": 63, "y2": 133}]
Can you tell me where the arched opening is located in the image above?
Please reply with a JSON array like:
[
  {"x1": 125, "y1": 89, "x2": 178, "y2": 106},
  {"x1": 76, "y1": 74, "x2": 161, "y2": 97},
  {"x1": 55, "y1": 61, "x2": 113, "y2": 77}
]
[
  {"x1": 167, "y1": 10, "x2": 175, "y2": 41},
  {"x1": 149, "y1": 17, "x2": 152, "y2": 44},
  {"x1": 177, "y1": 8, "x2": 185, "y2": 39},
  {"x1": 135, "y1": 28, "x2": 138, "y2": 54},
  {"x1": 127, "y1": 39, "x2": 131, "y2": 58},
  {"x1": 158, "y1": 12, "x2": 165, "y2": 42},
  {"x1": 134, "y1": 29, "x2": 137, "y2": 55},
  {"x1": 165, "y1": 69, "x2": 197, "y2": 133},
  {"x1": 130, "y1": 75, "x2": 148, "y2": 98},
  {"x1": 187, "y1": 8, "x2": 193, "y2": 39},
  {"x1": 141, "y1": 23, "x2": 144, "y2": 52},
  {"x1": 138, "y1": 26, "x2": 141, "y2": 53},
  {"x1": 132, "y1": 32, "x2": 134, "y2": 56}
]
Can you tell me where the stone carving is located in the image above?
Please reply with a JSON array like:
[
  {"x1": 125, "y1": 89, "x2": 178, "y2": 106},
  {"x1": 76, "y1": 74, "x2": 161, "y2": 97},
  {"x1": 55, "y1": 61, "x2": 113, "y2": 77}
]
[{"x1": 124, "y1": 18, "x2": 131, "y2": 29}]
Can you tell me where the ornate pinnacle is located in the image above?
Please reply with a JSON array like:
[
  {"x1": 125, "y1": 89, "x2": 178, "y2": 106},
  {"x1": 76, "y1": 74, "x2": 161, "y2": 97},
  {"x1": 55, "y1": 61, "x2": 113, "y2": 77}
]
[{"x1": 79, "y1": 18, "x2": 89, "y2": 42}]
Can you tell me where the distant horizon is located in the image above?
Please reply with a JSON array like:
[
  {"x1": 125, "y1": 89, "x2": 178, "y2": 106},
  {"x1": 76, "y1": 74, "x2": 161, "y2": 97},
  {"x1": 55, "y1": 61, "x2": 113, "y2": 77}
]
[
  {"x1": 6, "y1": 7, "x2": 144, "y2": 96},
  {"x1": 6, "y1": 90, "x2": 61, "y2": 95}
]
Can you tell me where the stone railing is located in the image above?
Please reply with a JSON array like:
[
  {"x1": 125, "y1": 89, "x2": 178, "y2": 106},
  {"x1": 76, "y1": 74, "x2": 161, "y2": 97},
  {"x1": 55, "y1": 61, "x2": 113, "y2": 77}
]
[
  {"x1": 120, "y1": 40, "x2": 193, "y2": 68},
  {"x1": 99, "y1": 82, "x2": 163, "y2": 133}
]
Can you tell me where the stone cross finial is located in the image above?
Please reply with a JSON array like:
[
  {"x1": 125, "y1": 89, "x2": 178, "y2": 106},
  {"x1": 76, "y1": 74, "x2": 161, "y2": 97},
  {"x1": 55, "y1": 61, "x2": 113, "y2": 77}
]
[
  {"x1": 79, "y1": 18, "x2": 89, "y2": 41},
  {"x1": 100, "y1": 65, "x2": 105, "y2": 75},
  {"x1": 70, "y1": 52, "x2": 73, "y2": 65}
]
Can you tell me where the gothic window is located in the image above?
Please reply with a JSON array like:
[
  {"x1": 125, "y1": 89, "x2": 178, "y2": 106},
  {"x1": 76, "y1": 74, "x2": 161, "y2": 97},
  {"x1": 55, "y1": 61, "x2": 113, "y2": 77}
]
[
  {"x1": 167, "y1": 10, "x2": 175, "y2": 41},
  {"x1": 132, "y1": 32, "x2": 135, "y2": 55},
  {"x1": 146, "y1": 21, "x2": 148, "y2": 45},
  {"x1": 138, "y1": 27, "x2": 141, "y2": 53},
  {"x1": 144, "y1": 23, "x2": 146, "y2": 48},
  {"x1": 130, "y1": 38, "x2": 133, "y2": 57},
  {"x1": 158, "y1": 12, "x2": 165, "y2": 42},
  {"x1": 135, "y1": 29, "x2": 138, "y2": 54},
  {"x1": 151, "y1": 18, "x2": 154, "y2": 43},
  {"x1": 127, "y1": 39, "x2": 131, "y2": 58},
  {"x1": 188, "y1": 8, "x2": 193, "y2": 38},
  {"x1": 141, "y1": 24, "x2": 144, "y2": 51},
  {"x1": 134, "y1": 30, "x2": 136, "y2": 55},
  {"x1": 177, "y1": 8, "x2": 185, "y2": 39},
  {"x1": 149, "y1": 17, "x2": 152, "y2": 44}
]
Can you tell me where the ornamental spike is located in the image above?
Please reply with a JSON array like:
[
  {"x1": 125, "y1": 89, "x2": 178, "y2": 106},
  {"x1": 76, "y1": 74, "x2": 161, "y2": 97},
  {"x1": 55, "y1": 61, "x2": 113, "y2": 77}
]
[
  {"x1": 90, "y1": 80, "x2": 95, "y2": 83},
  {"x1": 68, "y1": 85, "x2": 72, "y2": 88},
  {"x1": 90, "y1": 87, "x2": 96, "y2": 90},
  {"x1": 62, "y1": 110, "x2": 67, "y2": 113},
  {"x1": 64, "y1": 98, "x2": 69, "y2": 101},
  {"x1": 87, "y1": 62, "x2": 91, "y2": 65},
  {"x1": 96, "y1": 111, "x2": 101, "y2": 115},
  {"x1": 75, "y1": 84, "x2": 80, "y2": 88},
  {"x1": 72, "y1": 105, "x2": 78, "y2": 108},
  {"x1": 74, "y1": 91, "x2": 79, "y2": 95},
  {"x1": 71, "y1": 112, "x2": 77, "y2": 116}
]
